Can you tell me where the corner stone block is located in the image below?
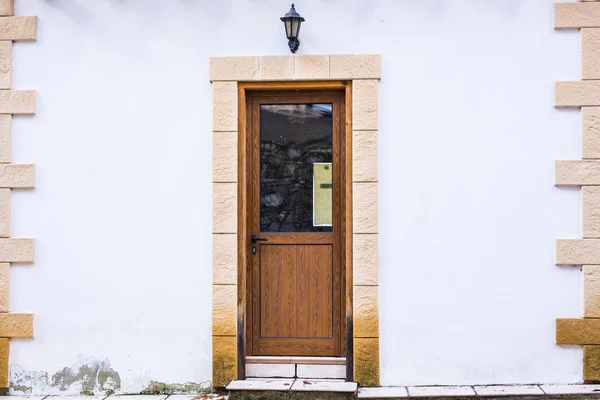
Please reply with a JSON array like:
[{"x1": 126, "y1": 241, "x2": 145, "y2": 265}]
[
  {"x1": 0, "y1": 0, "x2": 12, "y2": 16},
  {"x1": 584, "y1": 29, "x2": 600, "y2": 80},
  {"x1": 0, "y1": 338, "x2": 6, "y2": 389},
  {"x1": 585, "y1": 266, "x2": 600, "y2": 318},
  {"x1": 354, "y1": 286, "x2": 379, "y2": 338},
  {"x1": 0, "y1": 42, "x2": 11, "y2": 90},
  {"x1": 294, "y1": 55, "x2": 330, "y2": 80},
  {"x1": 0, "y1": 17, "x2": 35, "y2": 41},
  {"x1": 213, "y1": 284, "x2": 237, "y2": 336},
  {"x1": 259, "y1": 56, "x2": 294, "y2": 81},
  {"x1": 353, "y1": 80, "x2": 378, "y2": 131},
  {"x1": 354, "y1": 338, "x2": 380, "y2": 387},
  {"x1": 556, "y1": 81, "x2": 600, "y2": 108},
  {"x1": 213, "y1": 234, "x2": 237, "y2": 285},
  {"x1": 213, "y1": 82, "x2": 238, "y2": 132},
  {"x1": 213, "y1": 183, "x2": 237, "y2": 234},
  {"x1": 353, "y1": 183, "x2": 378, "y2": 234},
  {"x1": 585, "y1": 346, "x2": 600, "y2": 382},
  {"x1": 213, "y1": 336, "x2": 237, "y2": 387},
  {"x1": 353, "y1": 234, "x2": 378, "y2": 286},
  {"x1": 0, "y1": 164, "x2": 34, "y2": 188},
  {"x1": 556, "y1": 239, "x2": 600, "y2": 265},
  {"x1": 0, "y1": 189, "x2": 9, "y2": 238},
  {"x1": 353, "y1": 130, "x2": 378, "y2": 182},
  {"x1": 555, "y1": 3, "x2": 600, "y2": 29},
  {"x1": 213, "y1": 132, "x2": 237, "y2": 183},
  {"x1": 0, "y1": 90, "x2": 35, "y2": 114},
  {"x1": 330, "y1": 55, "x2": 381, "y2": 79},
  {"x1": 584, "y1": 187, "x2": 600, "y2": 238},
  {"x1": 210, "y1": 57, "x2": 259, "y2": 82},
  {"x1": 0, "y1": 313, "x2": 33, "y2": 337},
  {"x1": 0, "y1": 116, "x2": 10, "y2": 163},
  {"x1": 584, "y1": 107, "x2": 600, "y2": 159},
  {"x1": 0, "y1": 238, "x2": 34, "y2": 262},
  {"x1": 555, "y1": 160, "x2": 600, "y2": 186},
  {"x1": 0, "y1": 263, "x2": 8, "y2": 313},
  {"x1": 557, "y1": 318, "x2": 600, "y2": 344}
]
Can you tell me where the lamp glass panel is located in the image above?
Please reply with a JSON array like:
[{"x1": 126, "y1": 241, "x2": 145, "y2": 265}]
[
  {"x1": 291, "y1": 18, "x2": 300, "y2": 37},
  {"x1": 284, "y1": 18, "x2": 292, "y2": 38}
]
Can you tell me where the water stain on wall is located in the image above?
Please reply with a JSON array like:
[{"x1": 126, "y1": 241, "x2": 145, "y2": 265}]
[
  {"x1": 10, "y1": 356, "x2": 213, "y2": 396},
  {"x1": 11, "y1": 357, "x2": 120, "y2": 395}
]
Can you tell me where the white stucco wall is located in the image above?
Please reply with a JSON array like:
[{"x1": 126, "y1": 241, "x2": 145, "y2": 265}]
[{"x1": 6, "y1": 0, "x2": 582, "y2": 393}]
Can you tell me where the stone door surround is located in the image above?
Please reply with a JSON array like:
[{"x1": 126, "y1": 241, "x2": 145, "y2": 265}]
[
  {"x1": 210, "y1": 54, "x2": 381, "y2": 387},
  {"x1": 555, "y1": 0, "x2": 600, "y2": 382}
]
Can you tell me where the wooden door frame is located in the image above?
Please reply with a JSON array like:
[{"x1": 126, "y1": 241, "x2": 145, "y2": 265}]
[{"x1": 236, "y1": 81, "x2": 353, "y2": 381}]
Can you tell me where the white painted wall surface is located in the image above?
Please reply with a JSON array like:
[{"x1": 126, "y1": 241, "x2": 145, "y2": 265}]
[{"x1": 7, "y1": 0, "x2": 582, "y2": 393}]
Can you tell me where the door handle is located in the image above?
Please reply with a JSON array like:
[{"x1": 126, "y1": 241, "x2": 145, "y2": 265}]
[{"x1": 252, "y1": 234, "x2": 268, "y2": 243}]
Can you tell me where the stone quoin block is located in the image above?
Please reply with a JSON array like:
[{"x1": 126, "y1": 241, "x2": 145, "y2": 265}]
[
  {"x1": 0, "y1": 164, "x2": 34, "y2": 188},
  {"x1": 213, "y1": 336, "x2": 237, "y2": 387},
  {"x1": 555, "y1": 160, "x2": 600, "y2": 186},
  {"x1": 294, "y1": 55, "x2": 330, "y2": 80},
  {"x1": 353, "y1": 234, "x2": 378, "y2": 286},
  {"x1": 353, "y1": 80, "x2": 379, "y2": 131},
  {"x1": 585, "y1": 266, "x2": 600, "y2": 318},
  {"x1": 213, "y1": 132, "x2": 237, "y2": 183},
  {"x1": 0, "y1": 0, "x2": 12, "y2": 16},
  {"x1": 585, "y1": 346, "x2": 600, "y2": 382},
  {"x1": 556, "y1": 239, "x2": 600, "y2": 265},
  {"x1": 213, "y1": 183, "x2": 237, "y2": 234},
  {"x1": 259, "y1": 56, "x2": 294, "y2": 81},
  {"x1": 213, "y1": 234, "x2": 237, "y2": 285},
  {"x1": 557, "y1": 318, "x2": 600, "y2": 344},
  {"x1": 353, "y1": 130, "x2": 378, "y2": 182},
  {"x1": 212, "y1": 82, "x2": 238, "y2": 132},
  {"x1": 584, "y1": 29, "x2": 600, "y2": 80},
  {"x1": 556, "y1": 81, "x2": 600, "y2": 107},
  {"x1": 0, "y1": 90, "x2": 35, "y2": 114},
  {"x1": 0, "y1": 189, "x2": 9, "y2": 238},
  {"x1": 353, "y1": 182, "x2": 378, "y2": 234},
  {"x1": 0, "y1": 42, "x2": 11, "y2": 90},
  {"x1": 210, "y1": 57, "x2": 259, "y2": 82},
  {"x1": 212, "y1": 284, "x2": 237, "y2": 336},
  {"x1": 0, "y1": 238, "x2": 33, "y2": 263},
  {"x1": 555, "y1": 3, "x2": 600, "y2": 29},
  {"x1": 0, "y1": 263, "x2": 8, "y2": 313},
  {"x1": 0, "y1": 116, "x2": 11, "y2": 163},
  {"x1": 584, "y1": 107, "x2": 600, "y2": 159},
  {"x1": 330, "y1": 54, "x2": 381, "y2": 79},
  {"x1": 354, "y1": 286, "x2": 379, "y2": 338},
  {"x1": 0, "y1": 313, "x2": 33, "y2": 337},
  {"x1": 584, "y1": 187, "x2": 600, "y2": 238},
  {"x1": 354, "y1": 338, "x2": 380, "y2": 386},
  {"x1": 0, "y1": 17, "x2": 36, "y2": 41},
  {"x1": 0, "y1": 338, "x2": 6, "y2": 388}
]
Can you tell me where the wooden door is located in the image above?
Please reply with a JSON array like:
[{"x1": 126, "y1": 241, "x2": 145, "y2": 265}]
[{"x1": 245, "y1": 90, "x2": 345, "y2": 357}]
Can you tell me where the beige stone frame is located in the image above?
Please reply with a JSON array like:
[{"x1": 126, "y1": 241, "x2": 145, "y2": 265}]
[
  {"x1": 555, "y1": 0, "x2": 600, "y2": 382},
  {"x1": 210, "y1": 55, "x2": 380, "y2": 387},
  {"x1": 0, "y1": 0, "x2": 37, "y2": 392}
]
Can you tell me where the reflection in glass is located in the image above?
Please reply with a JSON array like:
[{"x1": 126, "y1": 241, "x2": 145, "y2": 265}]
[{"x1": 260, "y1": 104, "x2": 333, "y2": 233}]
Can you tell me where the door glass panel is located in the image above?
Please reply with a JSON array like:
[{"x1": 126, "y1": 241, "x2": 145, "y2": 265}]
[{"x1": 260, "y1": 104, "x2": 333, "y2": 233}]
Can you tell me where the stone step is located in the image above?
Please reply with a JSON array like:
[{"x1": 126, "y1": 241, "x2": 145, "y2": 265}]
[
  {"x1": 357, "y1": 384, "x2": 600, "y2": 400},
  {"x1": 227, "y1": 379, "x2": 358, "y2": 400}
]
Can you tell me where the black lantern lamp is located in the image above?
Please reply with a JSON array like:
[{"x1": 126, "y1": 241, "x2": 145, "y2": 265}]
[{"x1": 281, "y1": 4, "x2": 305, "y2": 54}]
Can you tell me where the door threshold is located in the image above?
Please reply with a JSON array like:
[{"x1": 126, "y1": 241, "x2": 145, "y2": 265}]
[{"x1": 246, "y1": 356, "x2": 346, "y2": 365}]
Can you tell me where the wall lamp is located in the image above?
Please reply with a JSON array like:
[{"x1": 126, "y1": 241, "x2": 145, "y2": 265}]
[{"x1": 281, "y1": 4, "x2": 305, "y2": 54}]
